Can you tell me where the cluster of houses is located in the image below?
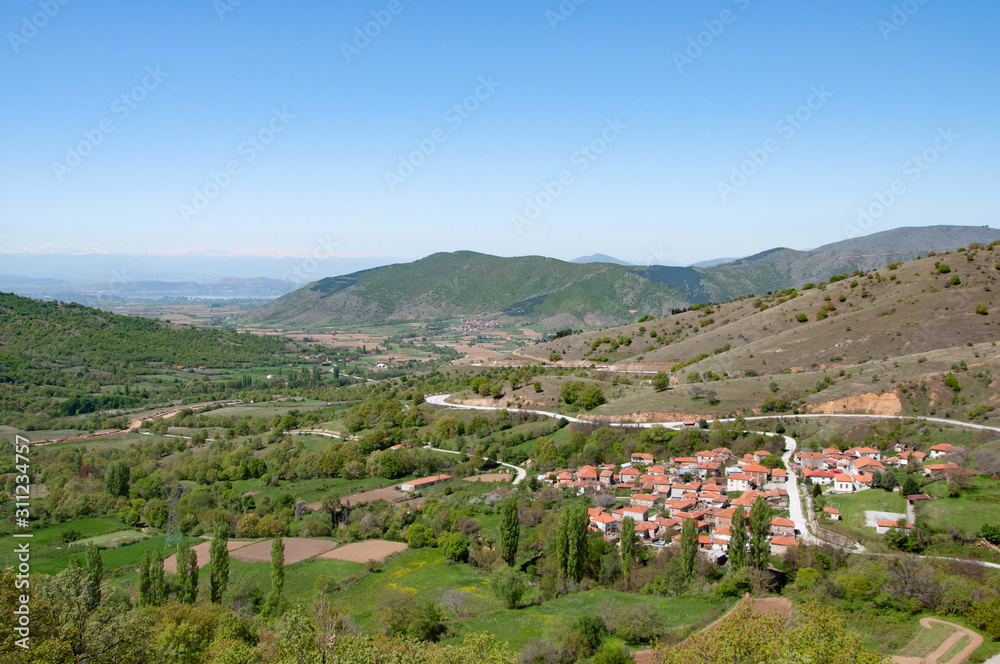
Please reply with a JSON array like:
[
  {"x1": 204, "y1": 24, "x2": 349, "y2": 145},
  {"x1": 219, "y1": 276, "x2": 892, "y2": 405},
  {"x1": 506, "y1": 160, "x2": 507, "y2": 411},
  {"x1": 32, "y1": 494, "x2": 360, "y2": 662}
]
[
  {"x1": 796, "y1": 442, "x2": 967, "y2": 493},
  {"x1": 448, "y1": 318, "x2": 503, "y2": 332},
  {"x1": 539, "y1": 448, "x2": 801, "y2": 557}
]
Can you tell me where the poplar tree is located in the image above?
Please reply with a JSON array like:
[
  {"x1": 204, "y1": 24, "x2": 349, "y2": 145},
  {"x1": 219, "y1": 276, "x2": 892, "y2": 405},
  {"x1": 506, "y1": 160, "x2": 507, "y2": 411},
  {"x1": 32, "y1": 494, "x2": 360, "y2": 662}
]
[
  {"x1": 209, "y1": 521, "x2": 230, "y2": 603},
  {"x1": 499, "y1": 498, "x2": 520, "y2": 567},
  {"x1": 620, "y1": 516, "x2": 638, "y2": 585},
  {"x1": 728, "y1": 506, "x2": 748, "y2": 571},
  {"x1": 748, "y1": 496, "x2": 773, "y2": 570}
]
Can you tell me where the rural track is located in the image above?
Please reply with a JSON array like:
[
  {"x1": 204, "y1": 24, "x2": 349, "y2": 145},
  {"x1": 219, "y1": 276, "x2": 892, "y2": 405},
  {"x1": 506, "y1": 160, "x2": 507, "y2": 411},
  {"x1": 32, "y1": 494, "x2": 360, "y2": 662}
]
[
  {"x1": 422, "y1": 443, "x2": 527, "y2": 485},
  {"x1": 425, "y1": 393, "x2": 1000, "y2": 568}
]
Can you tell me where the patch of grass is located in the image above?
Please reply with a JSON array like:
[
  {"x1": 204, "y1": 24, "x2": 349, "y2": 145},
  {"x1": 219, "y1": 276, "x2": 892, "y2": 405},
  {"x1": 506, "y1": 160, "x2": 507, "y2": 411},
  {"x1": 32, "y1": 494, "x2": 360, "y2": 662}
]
[
  {"x1": 336, "y1": 548, "x2": 494, "y2": 626},
  {"x1": 455, "y1": 593, "x2": 728, "y2": 652},
  {"x1": 69, "y1": 530, "x2": 147, "y2": 550},
  {"x1": 228, "y1": 556, "x2": 363, "y2": 600},
  {"x1": 896, "y1": 620, "x2": 955, "y2": 658},
  {"x1": 921, "y1": 477, "x2": 1000, "y2": 536},
  {"x1": 940, "y1": 634, "x2": 972, "y2": 663},
  {"x1": 822, "y1": 489, "x2": 907, "y2": 543}
]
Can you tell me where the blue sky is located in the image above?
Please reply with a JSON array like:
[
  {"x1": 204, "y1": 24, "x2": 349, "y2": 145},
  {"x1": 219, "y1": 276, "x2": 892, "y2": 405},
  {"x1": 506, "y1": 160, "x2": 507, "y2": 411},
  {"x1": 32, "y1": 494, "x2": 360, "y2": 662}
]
[{"x1": 2, "y1": 0, "x2": 998, "y2": 266}]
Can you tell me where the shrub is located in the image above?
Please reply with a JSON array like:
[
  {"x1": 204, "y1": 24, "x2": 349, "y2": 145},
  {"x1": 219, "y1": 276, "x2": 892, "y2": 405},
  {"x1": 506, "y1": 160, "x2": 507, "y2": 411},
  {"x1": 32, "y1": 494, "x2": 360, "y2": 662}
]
[
  {"x1": 938, "y1": 264, "x2": 951, "y2": 273},
  {"x1": 489, "y1": 565, "x2": 527, "y2": 609},
  {"x1": 796, "y1": 314, "x2": 808, "y2": 323},
  {"x1": 976, "y1": 305, "x2": 989, "y2": 315},
  {"x1": 950, "y1": 275, "x2": 961, "y2": 285},
  {"x1": 577, "y1": 384, "x2": 606, "y2": 410},
  {"x1": 652, "y1": 372, "x2": 671, "y2": 392}
]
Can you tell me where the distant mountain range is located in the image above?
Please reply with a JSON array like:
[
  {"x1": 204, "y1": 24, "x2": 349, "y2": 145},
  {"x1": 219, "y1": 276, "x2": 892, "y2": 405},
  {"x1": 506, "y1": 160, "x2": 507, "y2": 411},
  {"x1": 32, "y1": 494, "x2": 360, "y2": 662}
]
[
  {"x1": 570, "y1": 254, "x2": 634, "y2": 266},
  {"x1": 252, "y1": 225, "x2": 1000, "y2": 328},
  {"x1": 0, "y1": 275, "x2": 300, "y2": 300}
]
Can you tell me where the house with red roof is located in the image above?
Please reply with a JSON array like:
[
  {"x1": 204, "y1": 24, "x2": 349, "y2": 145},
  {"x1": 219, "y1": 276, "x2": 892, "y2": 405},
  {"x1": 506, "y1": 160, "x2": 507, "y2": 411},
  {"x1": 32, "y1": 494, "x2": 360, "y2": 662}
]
[
  {"x1": 631, "y1": 452, "x2": 654, "y2": 466},
  {"x1": 726, "y1": 473, "x2": 752, "y2": 493},
  {"x1": 769, "y1": 517, "x2": 796, "y2": 538}
]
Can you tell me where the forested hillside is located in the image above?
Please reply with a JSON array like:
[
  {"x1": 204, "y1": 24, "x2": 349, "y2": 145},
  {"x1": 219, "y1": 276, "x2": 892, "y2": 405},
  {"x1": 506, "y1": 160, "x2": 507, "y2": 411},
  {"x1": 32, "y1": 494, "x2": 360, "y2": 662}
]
[{"x1": 0, "y1": 293, "x2": 291, "y2": 429}]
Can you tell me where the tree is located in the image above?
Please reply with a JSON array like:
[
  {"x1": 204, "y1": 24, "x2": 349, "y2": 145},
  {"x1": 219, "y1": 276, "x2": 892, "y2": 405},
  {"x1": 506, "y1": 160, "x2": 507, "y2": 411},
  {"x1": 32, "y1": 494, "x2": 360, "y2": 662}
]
[
  {"x1": 139, "y1": 551, "x2": 151, "y2": 604},
  {"x1": 499, "y1": 498, "x2": 520, "y2": 567},
  {"x1": 439, "y1": 532, "x2": 469, "y2": 563},
  {"x1": 176, "y1": 541, "x2": 198, "y2": 604},
  {"x1": 680, "y1": 518, "x2": 698, "y2": 579},
  {"x1": 593, "y1": 645, "x2": 633, "y2": 664},
  {"x1": 210, "y1": 521, "x2": 230, "y2": 603},
  {"x1": 489, "y1": 565, "x2": 527, "y2": 610},
  {"x1": 577, "y1": 384, "x2": 606, "y2": 410},
  {"x1": 901, "y1": 474, "x2": 921, "y2": 497},
  {"x1": 150, "y1": 549, "x2": 166, "y2": 605},
  {"x1": 104, "y1": 460, "x2": 130, "y2": 497},
  {"x1": 656, "y1": 600, "x2": 884, "y2": 664},
  {"x1": 85, "y1": 542, "x2": 103, "y2": 610},
  {"x1": 728, "y1": 506, "x2": 748, "y2": 571},
  {"x1": 652, "y1": 372, "x2": 671, "y2": 392},
  {"x1": 265, "y1": 537, "x2": 285, "y2": 616},
  {"x1": 620, "y1": 516, "x2": 638, "y2": 585},
  {"x1": 440, "y1": 589, "x2": 469, "y2": 617},
  {"x1": 748, "y1": 497, "x2": 773, "y2": 570},
  {"x1": 556, "y1": 503, "x2": 588, "y2": 582},
  {"x1": 882, "y1": 469, "x2": 898, "y2": 492}
]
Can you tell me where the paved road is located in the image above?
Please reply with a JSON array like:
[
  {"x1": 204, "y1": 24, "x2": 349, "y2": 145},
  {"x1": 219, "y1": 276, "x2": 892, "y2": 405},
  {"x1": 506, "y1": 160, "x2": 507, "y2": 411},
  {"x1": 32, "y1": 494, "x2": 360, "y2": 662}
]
[{"x1": 423, "y1": 444, "x2": 527, "y2": 485}]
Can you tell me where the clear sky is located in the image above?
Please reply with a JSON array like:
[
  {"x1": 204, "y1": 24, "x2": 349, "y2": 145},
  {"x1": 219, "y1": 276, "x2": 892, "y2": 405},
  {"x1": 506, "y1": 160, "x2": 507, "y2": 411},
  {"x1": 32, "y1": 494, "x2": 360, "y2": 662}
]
[{"x1": 2, "y1": 0, "x2": 998, "y2": 266}]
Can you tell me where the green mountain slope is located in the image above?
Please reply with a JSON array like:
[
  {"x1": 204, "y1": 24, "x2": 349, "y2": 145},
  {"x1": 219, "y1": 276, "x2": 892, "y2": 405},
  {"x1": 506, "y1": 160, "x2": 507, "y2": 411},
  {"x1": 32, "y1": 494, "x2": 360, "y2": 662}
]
[
  {"x1": 254, "y1": 226, "x2": 1000, "y2": 327},
  {"x1": 0, "y1": 293, "x2": 291, "y2": 426}
]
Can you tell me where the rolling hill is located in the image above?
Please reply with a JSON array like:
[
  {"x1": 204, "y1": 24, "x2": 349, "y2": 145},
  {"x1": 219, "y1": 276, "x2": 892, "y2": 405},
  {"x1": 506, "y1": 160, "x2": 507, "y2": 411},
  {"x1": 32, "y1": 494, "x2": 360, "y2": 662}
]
[
  {"x1": 253, "y1": 226, "x2": 1000, "y2": 328},
  {"x1": 509, "y1": 241, "x2": 1000, "y2": 419}
]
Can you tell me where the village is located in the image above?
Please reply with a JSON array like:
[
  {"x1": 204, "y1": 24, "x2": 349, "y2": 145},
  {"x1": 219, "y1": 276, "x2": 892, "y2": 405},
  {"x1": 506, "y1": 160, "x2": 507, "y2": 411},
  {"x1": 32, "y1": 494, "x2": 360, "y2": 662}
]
[{"x1": 533, "y1": 440, "x2": 972, "y2": 562}]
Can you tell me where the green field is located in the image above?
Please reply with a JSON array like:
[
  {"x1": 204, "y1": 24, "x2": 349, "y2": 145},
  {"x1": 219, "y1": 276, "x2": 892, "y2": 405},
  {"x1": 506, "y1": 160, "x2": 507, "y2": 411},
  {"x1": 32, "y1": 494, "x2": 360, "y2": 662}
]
[
  {"x1": 921, "y1": 477, "x2": 1000, "y2": 535},
  {"x1": 821, "y1": 488, "x2": 907, "y2": 543},
  {"x1": 456, "y1": 592, "x2": 727, "y2": 652},
  {"x1": 227, "y1": 556, "x2": 363, "y2": 600}
]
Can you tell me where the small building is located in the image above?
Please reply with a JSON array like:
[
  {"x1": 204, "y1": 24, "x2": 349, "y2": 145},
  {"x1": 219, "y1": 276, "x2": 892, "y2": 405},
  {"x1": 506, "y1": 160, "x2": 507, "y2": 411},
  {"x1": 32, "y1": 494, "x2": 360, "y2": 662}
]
[
  {"x1": 399, "y1": 474, "x2": 452, "y2": 493},
  {"x1": 823, "y1": 507, "x2": 840, "y2": 521},
  {"x1": 631, "y1": 453, "x2": 654, "y2": 466},
  {"x1": 770, "y1": 536, "x2": 800, "y2": 555}
]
